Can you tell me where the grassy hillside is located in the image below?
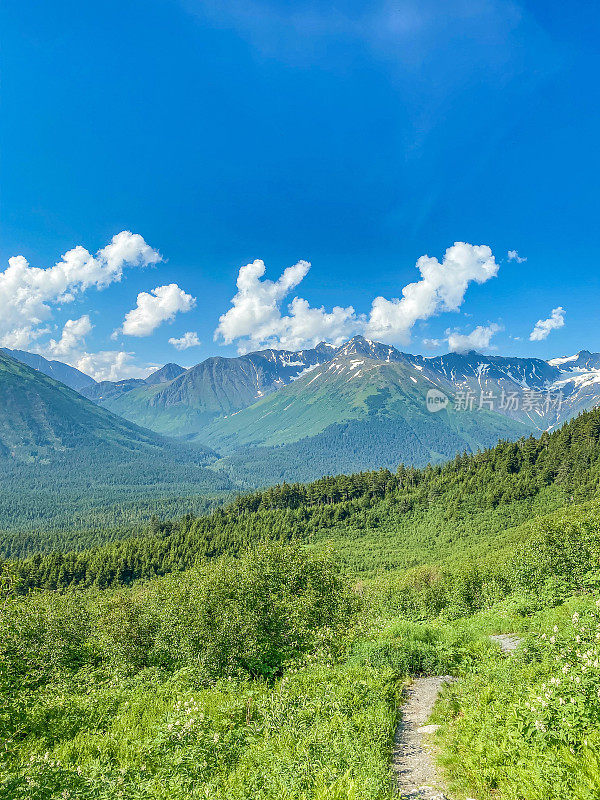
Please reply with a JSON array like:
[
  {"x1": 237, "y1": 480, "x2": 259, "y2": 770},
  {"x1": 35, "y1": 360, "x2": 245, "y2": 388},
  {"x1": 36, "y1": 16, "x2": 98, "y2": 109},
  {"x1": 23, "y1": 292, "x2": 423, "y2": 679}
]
[
  {"x1": 91, "y1": 346, "x2": 334, "y2": 436},
  {"x1": 199, "y1": 355, "x2": 530, "y2": 451},
  {"x1": 3, "y1": 461, "x2": 600, "y2": 798},
  {"x1": 5, "y1": 401, "x2": 600, "y2": 800}
]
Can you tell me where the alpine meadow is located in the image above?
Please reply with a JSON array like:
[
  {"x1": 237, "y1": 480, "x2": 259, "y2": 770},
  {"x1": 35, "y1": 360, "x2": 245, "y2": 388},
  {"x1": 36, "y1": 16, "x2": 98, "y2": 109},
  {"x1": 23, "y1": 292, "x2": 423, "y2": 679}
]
[{"x1": 2, "y1": 1, "x2": 600, "y2": 798}]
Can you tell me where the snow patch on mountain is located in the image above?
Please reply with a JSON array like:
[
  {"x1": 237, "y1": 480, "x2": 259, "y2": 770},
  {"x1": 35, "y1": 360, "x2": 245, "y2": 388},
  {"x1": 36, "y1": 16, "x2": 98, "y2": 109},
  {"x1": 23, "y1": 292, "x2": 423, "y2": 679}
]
[{"x1": 548, "y1": 354, "x2": 579, "y2": 367}]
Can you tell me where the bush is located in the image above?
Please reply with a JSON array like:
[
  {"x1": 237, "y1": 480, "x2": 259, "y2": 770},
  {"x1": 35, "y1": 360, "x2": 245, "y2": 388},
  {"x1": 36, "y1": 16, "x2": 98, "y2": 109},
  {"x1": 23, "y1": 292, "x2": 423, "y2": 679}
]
[{"x1": 0, "y1": 543, "x2": 358, "y2": 692}]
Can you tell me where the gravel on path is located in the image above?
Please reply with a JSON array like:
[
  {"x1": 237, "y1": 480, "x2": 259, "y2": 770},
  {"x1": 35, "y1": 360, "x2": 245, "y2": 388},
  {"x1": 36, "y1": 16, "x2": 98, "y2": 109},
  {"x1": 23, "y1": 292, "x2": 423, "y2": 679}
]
[
  {"x1": 489, "y1": 634, "x2": 522, "y2": 653},
  {"x1": 392, "y1": 634, "x2": 522, "y2": 797},
  {"x1": 391, "y1": 675, "x2": 455, "y2": 799}
]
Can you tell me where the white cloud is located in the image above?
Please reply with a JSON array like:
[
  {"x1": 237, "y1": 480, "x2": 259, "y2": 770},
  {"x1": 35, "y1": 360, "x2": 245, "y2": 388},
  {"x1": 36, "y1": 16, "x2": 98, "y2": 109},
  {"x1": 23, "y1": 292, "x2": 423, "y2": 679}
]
[
  {"x1": 216, "y1": 244, "x2": 499, "y2": 352},
  {"x1": 0, "y1": 231, "x2": 161, "y2": 349},
  {"x1": 47, "y1": 315, "x2": 93, "y2": 357},
  {"x1": 73, "y1": 350, "x2": 157, "y2": 382},
  {"x1": 366, "y1": 242, "x2": 499, "y2": 344},
  {"x1": 215, "y1": 259, "x2": 363, "y2": 352},
  {"x1": 507, "y1": 249, "x2": 527, "y2": 263},
  {"x1": 529, "y1": 306, "x2": 565, "y2": 342},
  {"x1": 169, "y1": 331, "x2": 201, "y2": 351},
  {"x1": 422, "y1": 337, "x2": 441, "y2": 348},
  {"x1": 119, "y1": 284, "x2": 196, "y2": 337},
  {"x1": 447, "y1": 323, "x2": 502, "y2": 353},
  {"x1": 0, "y1": 326, "x2": 49, "y2": 350}
]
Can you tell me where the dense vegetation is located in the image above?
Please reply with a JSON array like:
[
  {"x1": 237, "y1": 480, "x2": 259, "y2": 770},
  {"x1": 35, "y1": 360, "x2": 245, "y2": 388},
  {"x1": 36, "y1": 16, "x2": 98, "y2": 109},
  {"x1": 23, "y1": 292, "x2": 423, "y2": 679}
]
[
  {"x1": 4, "y1": 408, "x2": 600, "y2": 798},
  {"x1": 9, "y1": 407, "x2": 600, "y2": 589},
  {"x1": 433, "y1": 594, "x2": 600, "y2": 799},
  {"x1": 0, "y1": 458, "x2": 230, "y2": 558},
  {"x1": 211, "y1": 411, "x2": 529, "y2": 486},
  {"x1": 0, "y1": 350, "x2": 232, "y2": 539}
]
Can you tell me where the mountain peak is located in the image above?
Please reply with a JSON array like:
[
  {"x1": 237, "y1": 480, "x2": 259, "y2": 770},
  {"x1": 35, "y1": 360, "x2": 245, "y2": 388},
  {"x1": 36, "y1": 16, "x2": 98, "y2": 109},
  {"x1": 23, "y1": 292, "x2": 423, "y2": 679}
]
[
  {"x1": 335, "y1": 336, "x2": 402, "y2": 361},
  {"x1": 548, "y1": 351, "x2": 600, "y2": 370},
  {"x1": 145, "y1": 363, "x2": 187, "y2": 385}
]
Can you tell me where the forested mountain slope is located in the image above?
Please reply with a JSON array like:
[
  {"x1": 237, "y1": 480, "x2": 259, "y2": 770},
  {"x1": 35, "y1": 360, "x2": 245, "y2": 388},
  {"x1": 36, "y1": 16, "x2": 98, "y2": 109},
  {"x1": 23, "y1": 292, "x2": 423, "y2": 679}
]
[
  {"x1": 0, "y1": 351, "x2": 231, "y2": 538},
  {"x1": 1, "y1": 347, "x2": 96, "y2": 391},
  {"x1": 81, "y1": 343, "x2": 336, "y2": 435},
  {"x1": 200, "y1": 350, "x2": 531, "y2": 483},
  {"x1": 73, "y1": 337, "x2": 600, "y2": 485},
  {"x1": 11, "y1": 405, "x2": 600, "y2": 589}
]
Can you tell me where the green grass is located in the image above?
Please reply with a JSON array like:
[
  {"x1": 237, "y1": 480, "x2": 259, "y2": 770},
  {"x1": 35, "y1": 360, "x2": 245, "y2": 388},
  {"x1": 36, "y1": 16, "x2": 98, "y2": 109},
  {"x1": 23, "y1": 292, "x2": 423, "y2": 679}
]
[
  {"x1": 0, "y1": 663, "x2": 399, "y2": 800},
  {"x1": 430, "y1": 595, "x2": 600, "y2": 800},
  {"x1": 5, "y1": 407, "x2": 600, "y2": 798}
]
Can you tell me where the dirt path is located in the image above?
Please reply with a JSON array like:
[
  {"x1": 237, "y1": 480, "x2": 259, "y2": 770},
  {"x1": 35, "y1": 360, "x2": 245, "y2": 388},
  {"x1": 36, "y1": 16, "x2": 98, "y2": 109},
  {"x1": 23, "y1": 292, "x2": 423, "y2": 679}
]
[
  {"x1": 391, "y1": 675, "x2": 454, "y2": 799},
  {"x1": 392, "y1": 635, "x2": 522, "y2": 798}
]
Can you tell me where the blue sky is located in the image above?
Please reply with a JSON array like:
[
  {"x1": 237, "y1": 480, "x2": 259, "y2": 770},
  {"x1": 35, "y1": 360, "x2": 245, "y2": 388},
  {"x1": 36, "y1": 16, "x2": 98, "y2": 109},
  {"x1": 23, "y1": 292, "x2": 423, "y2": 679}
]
[{"x1": 1, "y1": 0, "x2": 599, "y2": 379}]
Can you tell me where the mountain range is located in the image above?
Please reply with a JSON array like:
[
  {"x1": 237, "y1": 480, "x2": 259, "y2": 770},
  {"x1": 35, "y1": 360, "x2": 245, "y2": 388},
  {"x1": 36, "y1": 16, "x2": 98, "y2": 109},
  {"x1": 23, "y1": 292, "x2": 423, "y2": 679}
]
[
  {"x1": 1, "y1": 348, "x2": 97, "y2": 392},
  {"x1": 5, "y1": 336, "x2": 600, "y2": 501},
  {"x1": 80, "y1": 344, "x2": 335, "y2": 436}
]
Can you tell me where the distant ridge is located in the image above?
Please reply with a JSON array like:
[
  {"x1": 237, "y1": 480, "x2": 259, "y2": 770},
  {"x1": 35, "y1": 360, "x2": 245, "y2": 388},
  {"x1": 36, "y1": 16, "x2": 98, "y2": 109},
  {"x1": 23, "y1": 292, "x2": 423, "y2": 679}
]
[
  {"x1": 146, "y1": 362, "x2": 186, "y2": 385},
  {"x1": 1, "y1": 348, "x2": 96, "y2": 391},
  {"x1": 11, "y1": 338, "x2": 600, "y2": 490},
  {"x1": 0, "y1": 350, "x2": 231, "y2": 534}
]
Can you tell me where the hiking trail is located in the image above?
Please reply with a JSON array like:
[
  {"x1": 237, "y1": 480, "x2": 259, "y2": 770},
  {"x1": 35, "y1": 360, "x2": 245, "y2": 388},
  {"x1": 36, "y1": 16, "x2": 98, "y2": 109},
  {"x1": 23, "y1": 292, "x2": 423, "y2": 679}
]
[{"x1": 392, "y1": 634, "x2": 521, "y2": 798}]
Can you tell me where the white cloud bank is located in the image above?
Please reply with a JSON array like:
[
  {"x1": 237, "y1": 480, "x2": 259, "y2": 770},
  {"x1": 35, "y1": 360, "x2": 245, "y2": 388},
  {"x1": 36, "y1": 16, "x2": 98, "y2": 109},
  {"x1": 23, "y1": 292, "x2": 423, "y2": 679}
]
[
  {"x1": 0, "y1": 231, "x2": 161, "y2": 349},
  {"x1": 48, "y1": 315, "x2": 93, "y2": 357},
  {"x1": 28, "y1": 314, "x2": 156, "y2": 382},
  {"x1": 215, "y1": 243, "x2": 499, "y2": 352},
  {"x1": 529, "y1": 306, "x2": 565, "y2": 341},
  {"x1": 169, "y1": 331, "x2": 201, "y2": 351},
  {"x1": 215, "y1": 259, "x2": 362, "y2": 352},
  {"x1": 74, "y1": 350, "x2": 157, "y2": 382},
  {"x1": 366, "y1": 243, "x2": 498, "y2": 343},
  {"x1": 118, "y1": 284, "x2": 196, "y2": 337},
  {"x1": 447, "y1": 323, "x2": 502, "y2": 353}
]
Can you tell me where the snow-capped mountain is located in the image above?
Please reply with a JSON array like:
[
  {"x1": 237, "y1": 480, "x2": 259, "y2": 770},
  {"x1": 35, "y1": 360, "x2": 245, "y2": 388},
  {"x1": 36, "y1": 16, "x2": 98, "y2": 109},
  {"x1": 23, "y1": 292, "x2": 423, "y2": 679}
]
[
  {"x1": 402, "y1": 348, "x2": 600, "y2": 430},
  {"x1": 9, "y1": 339, "x2": 600, "y2": 442},
  {"x1": 411, "y1": 351, "x2": 560, "y2": 390},
  {"x1": 544, "y1": 350, "x2": 600, "y2": 426}
]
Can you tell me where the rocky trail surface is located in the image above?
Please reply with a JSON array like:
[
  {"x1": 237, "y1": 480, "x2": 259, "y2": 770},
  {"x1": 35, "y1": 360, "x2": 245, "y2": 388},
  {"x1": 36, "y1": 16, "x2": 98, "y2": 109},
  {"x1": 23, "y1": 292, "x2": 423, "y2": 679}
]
[{"x1": 392, "y1": 634, "x2": 522, "y2": 798}]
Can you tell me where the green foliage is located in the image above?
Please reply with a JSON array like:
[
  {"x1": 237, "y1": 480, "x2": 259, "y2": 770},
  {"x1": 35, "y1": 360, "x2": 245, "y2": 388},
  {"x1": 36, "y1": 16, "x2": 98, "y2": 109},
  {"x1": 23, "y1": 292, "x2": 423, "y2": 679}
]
[
  {"x1": 0, "y1": 543, "x2": 407, "y2": 800},
  {"x1": 0, "y1": 663, "x2": 399, "y2": 800},
  {"x1": 12, "y1": 406, "x2": 600, "y2": 589},
  {"x1": 510, "y1": 506, "x2": 600, "y2": 599},
  {"x1": 0, "y1": 350, "x2": 232, "y2": 541},
  {"x1": 5, "y1": 400, "x2": 600, "y2": 798},
  {"x1": 433, "y1": 597, "x2": 600, "y2": 800},
  {"x1": 0, "y1": 544, "x2": 357, "y2": 689}
]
